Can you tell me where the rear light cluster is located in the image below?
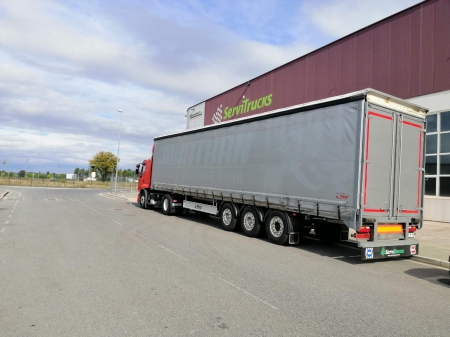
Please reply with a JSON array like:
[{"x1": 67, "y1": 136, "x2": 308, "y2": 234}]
[
  {"x1": 356, "y1": 226, "x2": 371, "y2": 239},
  {"x1": 355, "y1": 224, "x2": 417, "y2": 240}
]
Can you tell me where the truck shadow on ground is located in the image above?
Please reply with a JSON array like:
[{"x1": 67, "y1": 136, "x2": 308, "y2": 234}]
[
  {"x1": 130, "y1": 203, "x2": 425, "y2": 267},
  {"x1": 404, "y1": 268, "x2": 450, "y2": 288}
]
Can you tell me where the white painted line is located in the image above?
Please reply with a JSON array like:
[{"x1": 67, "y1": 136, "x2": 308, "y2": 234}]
[
  {"x1": 1, "y1": 228, "x2": 5, "y2": 233},
  {"x1": 8, "y1": 215, "x2": 11, "y2": 218},
  {"x1": 82, "y1": 204, "x2": 106, "y2": 217},
  {"x1": 5, "y1": 220, "x2": 9, "y2": 225},
  {"x1": 157, "y1": 244, "x2": 190, "y2": 262},
  {"x1": 112, "y1": 220, "x2": 123, "y2": 227},
  {"x1": 211, "y1": 273, "x2": 278, "y2": 310}
]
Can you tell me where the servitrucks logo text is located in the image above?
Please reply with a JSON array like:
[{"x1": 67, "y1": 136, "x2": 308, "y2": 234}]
[
  {"x1": 212, "y1": 94, "x2": 273, "y2": 124},
  {"x1": 380, "y1": 247, "x2": 405, "y2": 256}
]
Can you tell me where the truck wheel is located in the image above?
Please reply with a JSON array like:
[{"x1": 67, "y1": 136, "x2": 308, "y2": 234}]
[
  {"x1": 220, "y1": 203, "x2": 237, "y2": 231},
  {"x1": 162, "y1": 195, "x2": 172, "y2": 216},
  {"x1": 265, "y1": 211, "x2": 289, "y2": 245},
  {"x1": 241, "y1": 207, "x2": 261, "y2": 237},
  {"x1": 140, "y1": 191, "x2": 148, "y2": 209}
]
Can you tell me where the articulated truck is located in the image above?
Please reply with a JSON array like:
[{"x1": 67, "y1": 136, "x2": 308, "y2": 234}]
[{"x1": 136, "y1": 89, "x2": 428, "y2": 260}]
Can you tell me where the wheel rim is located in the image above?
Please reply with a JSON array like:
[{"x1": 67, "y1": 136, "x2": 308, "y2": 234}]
[
  {"x1": 163, "y1": 198, "x2": 169, "y2": 211},
  {"x1": 269, "y1": 216, "x2": 284, "y2": 238},
  {"x1": 243, "y1": 212, "x2": 255, "y2": 231},
  {"x1": 222, "y1": 208, "x2": 232, "y2": 226},
  {"x1": 140, "y1": 195, "x2": 145, "y2": 205}
]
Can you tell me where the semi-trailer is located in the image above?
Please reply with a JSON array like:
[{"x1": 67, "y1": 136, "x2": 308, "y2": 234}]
[{"x1": 136, "y1": 89, "x2": 428, "y2": 260}]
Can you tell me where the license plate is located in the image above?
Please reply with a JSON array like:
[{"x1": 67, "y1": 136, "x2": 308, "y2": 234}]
[{"x1": 408, "y1": 233, "x2": 415, "y2": 238}]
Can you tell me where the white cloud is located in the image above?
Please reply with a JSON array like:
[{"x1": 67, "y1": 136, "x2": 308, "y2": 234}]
[
  {"x1": 301, "y1": 0, "x2": 422, "y2": 39},
  {"x1": 0, "y1": 0, "x2": 423, "y2": 173}
]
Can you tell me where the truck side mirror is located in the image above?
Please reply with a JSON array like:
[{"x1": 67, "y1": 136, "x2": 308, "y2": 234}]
[{"x1": 135, "y1": 168, "x2": 139, "y2": 175}]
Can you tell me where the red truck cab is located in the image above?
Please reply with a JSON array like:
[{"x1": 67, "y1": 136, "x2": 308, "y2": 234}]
[{"x1": 136, "y1": 158, "x2": 152, "y2": 204}]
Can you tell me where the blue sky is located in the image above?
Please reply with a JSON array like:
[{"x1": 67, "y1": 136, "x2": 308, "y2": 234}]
[{"x1": 0, "y1": 0, "x2": 422, "y2": 174}]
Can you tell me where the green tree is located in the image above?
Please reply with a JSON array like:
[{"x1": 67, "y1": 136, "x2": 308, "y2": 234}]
[
  {"x1": 89, "y1": 151, "x2": 117, "y2": 181},
  {"x1": 8, "y1": 172, "x2": 14, "y2": 177},
  {"x1": 18, "y1": 170, "x2": 26, "y2": 177}
]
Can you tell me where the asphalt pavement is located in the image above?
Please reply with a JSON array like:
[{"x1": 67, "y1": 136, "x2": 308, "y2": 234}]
[
  {"x1": 113, "y1": 190, "x2": 450, "y2": 268},
  {"x1": 0, "y1": 187, "x2": 449, "y2": 336}
]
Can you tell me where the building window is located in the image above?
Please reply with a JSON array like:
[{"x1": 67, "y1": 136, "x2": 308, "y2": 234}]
[{"x1": 425, "y1": 112, "x2": 450, "y2": 196}]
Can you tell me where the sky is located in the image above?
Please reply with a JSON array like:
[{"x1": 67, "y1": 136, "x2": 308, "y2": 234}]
[{"x1": 0, "y1": 0, "x2": 422, "y2": 174}]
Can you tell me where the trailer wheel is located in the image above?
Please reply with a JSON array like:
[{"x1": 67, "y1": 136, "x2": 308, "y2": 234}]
[
  {"x1": 162, "y1": 195, "x2": 172, "y2": 216},
  {"x1": 220, "y1": 203, "x2": 237, "y2": 231},
  {"x1": 265, "y1": 211, "x2": 289, "y2": 245},
  {"x1": 241, "y1": 207, "x2": 261, "y2": 237}
]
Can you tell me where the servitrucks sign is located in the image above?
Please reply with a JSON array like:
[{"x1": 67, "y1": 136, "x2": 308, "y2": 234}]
[
  {"x1": 210, "y1": 94, "x2": 273, "y2": 125},
  {"x1": 362, "y1": 244, "x2": 419, "y2": 260}
]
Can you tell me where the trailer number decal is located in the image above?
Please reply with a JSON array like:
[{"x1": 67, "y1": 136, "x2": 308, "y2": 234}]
[{"x1": 365, "y1": 248, "x2": 374, "y2": 259}]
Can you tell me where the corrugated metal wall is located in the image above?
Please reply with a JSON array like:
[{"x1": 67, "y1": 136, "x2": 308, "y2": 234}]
[{"x1": 203, "y1": 0, "x2": 450, "y2": 126}]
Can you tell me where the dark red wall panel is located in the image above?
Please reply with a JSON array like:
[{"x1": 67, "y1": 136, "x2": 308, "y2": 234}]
[
  {"x1": 434, "y1": 0, "x2": 450, "y2": 92},
  {"x1": 372, "y1": 20, "x2": 392, "y2": 94},
  {"x1": 204, "y1": 0, "x2": 450, "y2": 125}
]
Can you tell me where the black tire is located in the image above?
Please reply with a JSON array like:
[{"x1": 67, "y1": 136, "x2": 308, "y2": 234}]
[
  {"x1": 240, "y1": 207, "x2": 261, "y2": 237},
  {"x1": 265, "y1": 211, "x2": 289, "y2": 245},
  {"x1": 162, "y1": 195, "x2": 172, "y2": 216},
  {"x1": 220, "y1": 203, "x2": 238, "y2": 231},
  {"x1": 139, "y1": 191, "x2": 148, "y2": 209}
]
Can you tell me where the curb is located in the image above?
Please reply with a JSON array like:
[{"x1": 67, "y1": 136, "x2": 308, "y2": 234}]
[
  {"x1": 411, "y1": 255, "x2": 450, "y2": 269},
  {"x1": 0, "y1": 191, "x2": 9, "y2": 199},
  {"x1": 107, "y1": 193, "x2": 136, "y2": 202}
]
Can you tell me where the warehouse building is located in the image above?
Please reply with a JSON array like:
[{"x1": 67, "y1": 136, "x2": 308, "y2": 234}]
[{"x1": 186, "y1": 0, "x2": 450, "y2": 222}]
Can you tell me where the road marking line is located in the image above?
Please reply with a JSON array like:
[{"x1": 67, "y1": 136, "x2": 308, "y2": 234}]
[
  {"x1": 210, "y1": 273, "x2": 278, "y2": 310},
  {"x1": 1, "y1": 228, "x2": 5, "y2": 233},
  {"x1": 5, "y1": 220, "x2": 9, "y2": 225},
  {"x1": 8, "y1": 215, "x2": 11, "y2": 218},
  {"x1": 82, "y1": 204, "x2": 105, "y2": 217},
  {"x1": 112, "y1": 220, "x2": 123, "y2": 227},
  {"x1": 157, "y1": 244, "x2": 190, "y2": 262}
]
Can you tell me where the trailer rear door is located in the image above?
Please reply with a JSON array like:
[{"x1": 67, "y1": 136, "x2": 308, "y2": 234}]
[
  {"x1": 361, "y1": 109, "x2": 395, "y2": 217},
  {"x1": 394, "y1": 115, "x2": 425, "y2": 218},
  {"x1": 361, "y1": 105, "x2": 425, "y2": 219}
]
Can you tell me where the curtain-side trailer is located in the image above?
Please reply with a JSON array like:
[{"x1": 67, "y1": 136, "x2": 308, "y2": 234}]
[{"x1": 136, "y1": 89, "x2": 428, "y2": 260}]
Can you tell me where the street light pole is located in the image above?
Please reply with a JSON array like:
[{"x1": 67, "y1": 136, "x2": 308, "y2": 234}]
[{"x1": 115, "y1": 109, "x2": 123, "y2": 192}]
